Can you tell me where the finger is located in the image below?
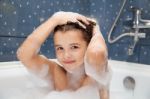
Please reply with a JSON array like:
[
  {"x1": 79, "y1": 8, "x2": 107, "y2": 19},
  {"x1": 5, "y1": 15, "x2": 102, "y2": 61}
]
[
  {"x1": 66, "y1": 19, "x2": 86, "y2": 29},
  {"x1": 76, "y1": 14, "x2": 90, "y2": 25},
  {"x1": 86, "y1": 18, "x2": 97, "y2": 26},
  {"x1": 77, "y1": 21, "x2": 86, "y2": 29}
]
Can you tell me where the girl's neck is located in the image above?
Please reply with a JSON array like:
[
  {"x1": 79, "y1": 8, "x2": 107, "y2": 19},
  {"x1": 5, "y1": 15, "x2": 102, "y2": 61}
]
[{"x1": 67, "y1": 64, "x2": 86, "y2": 90}]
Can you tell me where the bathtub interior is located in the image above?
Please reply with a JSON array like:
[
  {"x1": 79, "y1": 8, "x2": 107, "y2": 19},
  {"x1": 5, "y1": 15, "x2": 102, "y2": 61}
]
[
  {"x1": 0, "y1": 60, "x2": 150, "y2": 99},
  {"x1": 0, "y1": 63, "x2": 52, "y2": 99}
]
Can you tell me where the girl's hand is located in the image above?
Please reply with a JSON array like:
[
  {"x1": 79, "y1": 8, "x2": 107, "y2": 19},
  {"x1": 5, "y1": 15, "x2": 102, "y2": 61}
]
[
  {"x1": 92, "y1": 23, "x2": 105, "y2": 42},
  {"x1": 51, "y1": 11, "x2": 90, "y2": 28},
  {"x1": 92, "y1": 22, "x2": 101, "y2": 36}
]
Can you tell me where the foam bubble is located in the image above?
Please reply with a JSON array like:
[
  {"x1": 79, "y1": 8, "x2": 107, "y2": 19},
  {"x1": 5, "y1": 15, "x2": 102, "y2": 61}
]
[
  {"x1": 1, "y1": 86, "x2": 99, "y2": 99},
  {"x1": 28, "y1": 67, "x2": 54, "y2": 90},
  {"x1": 1, "y1": 87, "x2": 50, "y2": 99},
  {"x1": 66, "y1": 65, "x2": 85, "y2": 89},
  {"x1": 44, "y1": 85, "x2": 99, "y2": 99},
  {"x1": 84, "y1": 59, "x2": 112, "y2": 88}
]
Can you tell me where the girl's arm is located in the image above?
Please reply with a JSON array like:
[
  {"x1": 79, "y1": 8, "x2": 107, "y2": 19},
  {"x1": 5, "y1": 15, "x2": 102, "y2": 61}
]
[
  {"x1": 85, "y1": 24, "x2": 108, "y2": 73},
  {"x1": 17, "y1": 15, "x2": 58, "y2": 75},
  {"x1": 85, "y1": 23, "x2": 110, "y2": 99},
  {"x1": 17, "y1": 11, "x2": 90, "y2": 78}
]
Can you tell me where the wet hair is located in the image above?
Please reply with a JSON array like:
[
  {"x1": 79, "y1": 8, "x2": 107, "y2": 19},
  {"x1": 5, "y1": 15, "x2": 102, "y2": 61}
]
[{"x1": 53, "y1": 21, "x2": 96, "y2": 44}]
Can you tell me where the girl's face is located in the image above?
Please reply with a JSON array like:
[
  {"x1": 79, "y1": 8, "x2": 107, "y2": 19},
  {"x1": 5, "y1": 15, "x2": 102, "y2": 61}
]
[{"x1": 54, "y1": 30, "x2": 88, "y2": 73}]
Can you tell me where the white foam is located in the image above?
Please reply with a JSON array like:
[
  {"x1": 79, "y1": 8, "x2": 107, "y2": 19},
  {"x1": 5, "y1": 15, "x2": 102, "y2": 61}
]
[
  {"x1": 84, "y1": 59, "x2": 112, "y2": 88},
  {"x1": 0, "y1": 84, "x2": 100, "y2": 99},
  {"x1": 44, "y1": 85, "x2": 100, "y2": 99},
  {"x1": 67, "y1": 64, "x2": 85, "y2": 89},
  {"x1": 1, "y1": 87, "x2": 50, "y2": 99}
]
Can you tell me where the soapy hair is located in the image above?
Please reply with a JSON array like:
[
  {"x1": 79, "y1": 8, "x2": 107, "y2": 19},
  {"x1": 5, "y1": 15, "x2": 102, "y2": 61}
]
[{"x1": 53, "y1": 20, "x2": 96, "y2": 44}]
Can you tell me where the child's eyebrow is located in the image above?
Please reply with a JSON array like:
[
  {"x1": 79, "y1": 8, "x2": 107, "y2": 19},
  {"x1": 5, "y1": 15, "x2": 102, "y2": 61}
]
[
  {"x1": 70, "y1": 43, "x2": 80, "y2": 46},
  {"x1": 54, "y1": 43, "x2": 81, "y2": 47},
  {"x1": 54, "y1": 44, "x2": 62, "y2": 47}
]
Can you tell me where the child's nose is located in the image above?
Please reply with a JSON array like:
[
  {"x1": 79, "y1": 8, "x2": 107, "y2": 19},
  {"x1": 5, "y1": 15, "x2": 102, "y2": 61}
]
[{"x1": 64, "y1": 50, "x2": 71, "y2": 59}]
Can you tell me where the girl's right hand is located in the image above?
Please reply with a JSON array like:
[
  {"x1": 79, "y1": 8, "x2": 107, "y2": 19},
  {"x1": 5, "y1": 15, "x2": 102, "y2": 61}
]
[{"x1": 50, "y1": 11, "x2": 90, "y2": 27}]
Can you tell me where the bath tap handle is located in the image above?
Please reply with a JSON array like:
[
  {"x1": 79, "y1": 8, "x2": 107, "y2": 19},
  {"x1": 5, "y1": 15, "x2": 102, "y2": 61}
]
[{"x1": 138, "y1": 33, "x2": 146, "y2": 38}]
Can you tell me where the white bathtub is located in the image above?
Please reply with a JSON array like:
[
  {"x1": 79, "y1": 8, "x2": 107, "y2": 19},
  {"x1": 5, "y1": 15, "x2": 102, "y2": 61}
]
[{"x1": 0, "y1": 60, "x2": 150, "y2": 99}]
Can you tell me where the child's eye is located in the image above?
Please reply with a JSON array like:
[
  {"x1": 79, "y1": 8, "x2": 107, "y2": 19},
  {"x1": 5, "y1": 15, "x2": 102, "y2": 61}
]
[
  {"x1": 71, "y1": 46, "x2": 79, "y2": 49},
  {"x1": 56, "y1": 47, "x2": 64, "y2": 51}
]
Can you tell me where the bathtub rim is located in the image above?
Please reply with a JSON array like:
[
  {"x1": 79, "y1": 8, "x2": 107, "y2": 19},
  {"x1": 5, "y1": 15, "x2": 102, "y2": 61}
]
[{"x1": 0, "y1": 59, "x2": 150, "y2": 73}]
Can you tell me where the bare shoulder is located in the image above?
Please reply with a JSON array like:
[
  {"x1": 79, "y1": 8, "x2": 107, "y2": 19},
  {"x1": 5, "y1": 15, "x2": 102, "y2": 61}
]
[{"x1": 19, "y1": 54, "x2": 61, "y2": 77}]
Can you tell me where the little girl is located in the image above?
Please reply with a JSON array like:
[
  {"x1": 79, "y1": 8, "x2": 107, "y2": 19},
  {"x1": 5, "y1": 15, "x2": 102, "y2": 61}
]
[{"x1": 17, "y1": 11, "x2": 111, "y2": 99}]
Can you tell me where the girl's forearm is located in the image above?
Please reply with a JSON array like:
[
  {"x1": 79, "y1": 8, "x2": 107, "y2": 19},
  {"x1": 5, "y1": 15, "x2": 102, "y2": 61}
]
[
  {"x1": 89, "y1": 23, "x2": 107, "y2": 57},
  {"x1": 28, "y1": 18, "x2": 57, "y2": 46},
  {"x1": 17, "y1": 17, "x2": 57, "y2": 60},
  {"x1": 86, "y1": 32, "x2": 108, "y2": 72},
  {"x1": 91, "y1": 33, "x2": 107, "y2": 56}
]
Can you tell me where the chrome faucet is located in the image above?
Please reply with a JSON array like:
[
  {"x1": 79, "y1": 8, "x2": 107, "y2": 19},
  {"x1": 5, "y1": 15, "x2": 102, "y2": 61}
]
[
  {"x1": 128, "y1": 7, "x2": 147, "y2": 55},
  {"x1": 108, "y1": 5, "x2": 147, "y2": 55},
  {"x1": 132, "y1": 7, "x2": 150, "y2": 28}
]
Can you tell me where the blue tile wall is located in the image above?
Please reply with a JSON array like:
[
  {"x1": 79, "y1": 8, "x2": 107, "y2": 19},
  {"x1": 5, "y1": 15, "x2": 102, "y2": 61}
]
[
  {"x1": 0, "y1": 0, "x2": 150, "y2": 65},
  {"x1": 0, "y1": 0, "x2": 91, "y2": 62}
]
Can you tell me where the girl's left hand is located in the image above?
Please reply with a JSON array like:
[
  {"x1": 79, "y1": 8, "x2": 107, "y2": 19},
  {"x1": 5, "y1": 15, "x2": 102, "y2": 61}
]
[{"x1": 51, "y1": 11, "x2": 90, "y2": 28}]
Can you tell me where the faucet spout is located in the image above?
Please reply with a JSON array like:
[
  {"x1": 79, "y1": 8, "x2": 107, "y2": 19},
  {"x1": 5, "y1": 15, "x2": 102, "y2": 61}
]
[{"x1": 132, "y1": 8, "x2": 150, "y2": 28}]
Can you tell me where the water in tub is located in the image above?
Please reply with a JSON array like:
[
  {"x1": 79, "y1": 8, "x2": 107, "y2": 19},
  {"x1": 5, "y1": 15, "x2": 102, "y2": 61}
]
[
  {"x1": 0, "y1": 61, "x2": 100, "y2": 99},
  {"x1": 2, "y1": 60, "x2": 150, "y2": 99}
]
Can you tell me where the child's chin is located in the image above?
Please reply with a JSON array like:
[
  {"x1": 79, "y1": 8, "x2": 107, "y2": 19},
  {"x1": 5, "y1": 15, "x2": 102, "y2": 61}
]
[{"x1": 64, "y1": 66, "x2": 76, "y2": 73}]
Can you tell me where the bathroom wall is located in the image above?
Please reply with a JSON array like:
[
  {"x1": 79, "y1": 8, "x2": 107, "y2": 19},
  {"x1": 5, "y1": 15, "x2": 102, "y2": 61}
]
[
  {"x1": 0, "y1": 0, "x2": 91, "y2": 61},
  {"x1": 0, "y1": 0, "x2": 150, "y2": 65},
  {"x1": 89, "y1": 0, "x2": 150, "y2": 65}
]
